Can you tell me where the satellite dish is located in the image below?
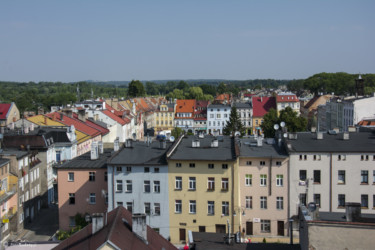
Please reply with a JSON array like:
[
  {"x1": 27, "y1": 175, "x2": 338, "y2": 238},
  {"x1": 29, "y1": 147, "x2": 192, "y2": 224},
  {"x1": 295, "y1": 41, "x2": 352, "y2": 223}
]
[
  {"x1": 234, "y1": 131, "x2": 241, "y2": 136},
  {"x1": 283, "y1": 133, "x2": 288, "y2": 138},
  {"x1": 280, "y1": 122, "x2": 286, "y2": 128},
  {"x1": 273, "y1": 124, "x2": 279, "y2": 130},
  {"x1": 169, "y1": 136, "x2": 175, "y2": 142}
]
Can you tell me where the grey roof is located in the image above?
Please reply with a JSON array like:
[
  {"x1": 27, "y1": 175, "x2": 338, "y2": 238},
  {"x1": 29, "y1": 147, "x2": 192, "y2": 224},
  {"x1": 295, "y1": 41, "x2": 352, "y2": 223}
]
[
  {"x1": 0, "y1": 158, "x2": 10, "y2": 167},
  {"x1": 0, "y1": 148, "x2": 29, "y2": 159},
  {"x1": 109, "y1": 140, "x2": 172, "y2": 166},
  {"x1": 56, "y1": 148, "x2": 113, "y2": 169},
  {"x1": 168, "y1": 135, "x2": 236, "y2": 161},
  {"x1": 208, "y1": 104, "x2": 231, "y2": 109},
  {"x1": 233, "y1": 102, "x2": 252, "y2": 109},
  {"x1": 238, "y1": 138, "x2": 288, "y2": 158},
  {"x1": 286, "y1": 131, "x2": 375, "y2": 153},
  {"x1": 318, "y1": 212, "x2": 375, "y2": 224},
  {"x1": 88, "y1": 118, "x2": 108, "y2": 129}
]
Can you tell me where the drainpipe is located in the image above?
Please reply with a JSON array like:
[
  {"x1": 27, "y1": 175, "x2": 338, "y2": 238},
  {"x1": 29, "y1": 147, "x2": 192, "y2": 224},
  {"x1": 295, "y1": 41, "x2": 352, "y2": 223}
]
[
  {"x1": 231, "y1": 162, "x2": 235, "y2": 235},
  {"x1": 112, "y1": 166, "x2": 115, "y2": 211},
  {"x1": 330, "y1": 153, "x2": 332, "y2": 212}
]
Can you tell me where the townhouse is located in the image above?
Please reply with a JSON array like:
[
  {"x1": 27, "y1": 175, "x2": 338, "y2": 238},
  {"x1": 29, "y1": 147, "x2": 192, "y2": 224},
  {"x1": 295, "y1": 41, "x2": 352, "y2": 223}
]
[
  {"x1": 286, "y1": 130, "x2": 375, "y2": 218},
  {"x1": 166, "y1": 135, "x2": 238, "y2": 244},
  {"x1": 56, "y1": 142, "x2": 110, "y2": 231},
  {"x1": 194, "y1": 100, "x2": 208, "y2": 135},
  {"x1": 207, "y1": 104, "x2": 231, "y2": 135},
  {"x1": 175, "y1": 100, "x2": 195, "y2": 133},
  {"x1": 276, "y1": 93, "x2": 300, "y2": 116},
  {"x1": 0, "y1": 103, "x2": 20, "y2": 128},
  {"x1": 154, "y1": 102, "x2": 176, "y2": 133},
  {"x1": 107, "y1": 139, "x2": 172, "y2": 240},
  {"x1": 252, "y1": 96, "x2": 276, "y2": 135},
  {"x1": 233, "y1": 102, "x2": 252, "y2": 135},
  {"x1": 237, "y1": 137, "x2": 289, "y2": 237}
]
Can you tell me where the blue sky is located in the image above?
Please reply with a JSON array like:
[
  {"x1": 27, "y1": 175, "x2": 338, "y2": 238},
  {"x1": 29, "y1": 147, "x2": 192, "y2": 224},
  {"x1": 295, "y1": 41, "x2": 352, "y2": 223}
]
[{"x1": 1, "y1": 0, "x2": 374, "y2": 82}]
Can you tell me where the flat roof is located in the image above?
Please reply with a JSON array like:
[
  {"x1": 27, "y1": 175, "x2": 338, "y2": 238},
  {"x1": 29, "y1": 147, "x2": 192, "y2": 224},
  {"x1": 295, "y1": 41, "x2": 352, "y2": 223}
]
[{"x1": 238, "y1": 138, "x2": 288, "y2": 158}]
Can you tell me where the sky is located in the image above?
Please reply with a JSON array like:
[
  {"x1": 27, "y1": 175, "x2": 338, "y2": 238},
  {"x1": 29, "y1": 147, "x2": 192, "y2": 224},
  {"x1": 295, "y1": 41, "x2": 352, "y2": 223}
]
[{"x1": 0, "y1": 0, "x2": 374, "y2": 82}]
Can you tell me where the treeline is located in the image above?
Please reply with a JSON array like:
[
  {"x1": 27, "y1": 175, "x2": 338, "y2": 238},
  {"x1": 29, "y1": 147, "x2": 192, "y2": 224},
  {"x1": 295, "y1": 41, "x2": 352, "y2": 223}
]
[{"x1": 287, "y1": 72, "x2": 375, "y2": 96}]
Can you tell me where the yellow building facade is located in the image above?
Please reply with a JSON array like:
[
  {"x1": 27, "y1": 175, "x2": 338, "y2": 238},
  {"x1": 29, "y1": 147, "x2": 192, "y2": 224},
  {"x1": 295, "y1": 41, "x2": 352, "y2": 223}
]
[{"x1": 154, "y1": 103, "x2": 175, "y2": 132}]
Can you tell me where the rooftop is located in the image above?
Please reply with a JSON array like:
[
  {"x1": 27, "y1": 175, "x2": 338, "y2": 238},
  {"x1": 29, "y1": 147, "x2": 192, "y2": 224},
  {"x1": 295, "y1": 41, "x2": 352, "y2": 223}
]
[
  {"x1": 238, "y1": 138, "x2": 288, "y2": 158},
  {"x1": 56, "y1": 148, "x2": 113, "y2": 169},
  {"x1": 233, "y1": 102, "x2": 252, "y2": 109}
]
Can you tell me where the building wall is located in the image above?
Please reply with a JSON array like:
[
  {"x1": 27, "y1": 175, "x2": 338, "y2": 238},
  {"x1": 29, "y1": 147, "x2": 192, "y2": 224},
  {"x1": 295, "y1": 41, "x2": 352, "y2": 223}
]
[
  {"x1": 4, "y1": 103, "x2": 20, "y2": 126},
  {"x1": 237, "y1": 107, "x2": 252, "y2": 128},
  {"x1": 155, "y1": 109, "x2": 174, "y2": 132},
  {"x1": 107, "y1": 165, "x2": 170, "y2": 240},
  {"x1": 168, "y1": 159, "x2": 238, "y2": 244},
  {"x1": 58, "y1": 168, "x2": 108, "y2": 231},
  {"x1": 239, "y1": 157, "x2": 289, "y2": 236},
  {"x1": 353, "y1": 96, "x2": 375, "y2": 124},
  {"x1": 207, "y1": 106, "x2": 231, "y2": 134}
]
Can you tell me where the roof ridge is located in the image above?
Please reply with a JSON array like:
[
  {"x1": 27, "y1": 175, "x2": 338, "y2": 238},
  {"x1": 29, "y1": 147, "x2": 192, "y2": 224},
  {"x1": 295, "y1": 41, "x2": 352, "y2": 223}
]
[{"x1": 106, "y1": 206, "x2": 123, "y2": 242}]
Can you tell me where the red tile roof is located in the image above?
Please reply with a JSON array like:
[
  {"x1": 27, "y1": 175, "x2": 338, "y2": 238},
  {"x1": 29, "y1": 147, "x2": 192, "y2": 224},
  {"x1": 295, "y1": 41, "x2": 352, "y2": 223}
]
[
  {"x1": 358, "y1": 119, "x2": 375, "y2": 126},
  {"x1": 102, "y1": 110, "x2": 128, "y2": 125},
  {"x1": 0, "y1": 103, "x2": 11, "y2": 120},
  {"x1": 276, "y1": 94, "x2": 299, "y2": 103},
  {"x1": 53, "y1": 206, "x2": 177, "y2": 250},
  {"x1": 176, "y1": 99, "x2": 195, "y2": 113},
  {"x1": 72, "y1": 113, "x2": 110, "y2": 135},
  {"x1": 252, "y1": 96, "x2": 276, "y2": 117},
  {"x1": 45, "y1": 112, "x2": 101, "y2": 137}
]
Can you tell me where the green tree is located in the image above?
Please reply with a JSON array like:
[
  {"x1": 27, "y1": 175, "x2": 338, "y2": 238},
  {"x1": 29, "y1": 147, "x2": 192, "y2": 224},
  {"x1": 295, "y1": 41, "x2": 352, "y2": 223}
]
[
  {"x1": 217, "y1": 82, "x2": 227, "y2": 94},
  {"x1": 171, "y1": 127, "x2": 184, "y2": 138},
  {"x1": 187, "y1": 87, "x2": 204, "y2": 100},
  {"x1": 128, "y1": 80, "x2": 145, "y2": 97},
  {"x1": 223, "y1": 107, "x2": 244, "y2": 136},
  {"x1": 260, "y1": 108, "x2": 279, "y2": 138},
  {"x1": 166, "y1": 89, "x2": 185, "y2": 100}
]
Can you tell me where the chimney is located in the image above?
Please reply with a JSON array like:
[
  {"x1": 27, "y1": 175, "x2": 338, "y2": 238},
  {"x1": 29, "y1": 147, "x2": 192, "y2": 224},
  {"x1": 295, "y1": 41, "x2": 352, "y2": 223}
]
[
  {"x1": 44, "y1": 116, "x2": 47, "y2": 124},
  {"x1": 257, "y1": 137, "x2": 263, "y2": 147},
  {"x1": 114, "y1": 138, "x2": 120, "y2": 151},
  {"x1": 192, "y1": 139, "x2": 200, "y2": 148},
  {"x1": 24, "y1": 126, "x2": 29, "y2": 134},
  {"x1": 333, "y1": 127, "x2": 339, "y2": 133},
  {"x1": 125, "y1": 139, "x2": 133, "y2": 148},
  {"x1": 316, "y1": 132, "x2": 323, "y2": 140},
  {"x1": 132, "y1": 213, "x2": 148, "y2": 243},
  {"x1": 59, "y1": 113, "x2": 63, "y2": 121},
  {"x1": 91, "y1": 213, "x2": 104, "y2": 234},
  {"x1": 30, "y1": 123, "x2": 34, "y2": 131},
  {"x1": 342, "y1": 132, "x2": 349, "y2": 140},
  {"x1": 98, "y1": 141, "x2": 104, "y2": 154},
  {"x1": 91, "y1": 141, "x2": 99, "y2": 160},
  {"x1": 345, "y1": 202, "x2": 361, "y2": 222},
  {"x1": 348, "y1": 126, "x2": 356, "y2": 132},
  {"x1": 78, "y1": 109, "x2": 86, "y2": 122},
  {"x1": 159, "y1": 139, "x2": 166, "y2": 149}
]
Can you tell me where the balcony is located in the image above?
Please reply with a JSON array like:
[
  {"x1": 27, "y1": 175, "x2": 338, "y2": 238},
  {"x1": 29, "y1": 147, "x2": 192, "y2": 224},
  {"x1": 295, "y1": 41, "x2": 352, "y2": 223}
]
[{"x1": 0, "y1": 184, "x2": 17, "y2": 204}]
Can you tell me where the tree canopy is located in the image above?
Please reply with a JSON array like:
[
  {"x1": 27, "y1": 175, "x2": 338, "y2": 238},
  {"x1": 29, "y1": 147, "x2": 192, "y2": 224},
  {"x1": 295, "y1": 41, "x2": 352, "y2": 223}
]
[
  {"x1": 223, "y1": 107, "x2": 245, "y2": 136},
  {"x1": 127, "y1": 80, "x2": 145, "y2": 97}
]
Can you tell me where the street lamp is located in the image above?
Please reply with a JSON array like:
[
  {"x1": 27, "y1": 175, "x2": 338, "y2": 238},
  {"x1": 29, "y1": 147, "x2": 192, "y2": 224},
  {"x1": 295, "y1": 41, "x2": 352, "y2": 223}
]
[{"x1": 274, "y1": 121, "x2": 286, "y2": 146}]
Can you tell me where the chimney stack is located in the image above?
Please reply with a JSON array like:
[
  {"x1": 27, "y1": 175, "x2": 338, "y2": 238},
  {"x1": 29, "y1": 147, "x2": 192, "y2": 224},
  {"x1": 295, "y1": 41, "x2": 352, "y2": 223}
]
[
  {"x1": 114, "y1": 138, "x2": 120, "y2": 151},
  {"x1": 98, "y1": 141, "x2": 104, "y2": 154},
  {"x1": 132, "y1": 213, "x2": 148, "y2": 243},
  {"x1": 91, "y1": 213, "x2": 104, "y2": 234},
  {"x1": 91, "y1": 141, "x2": 99, "y2": 160}
]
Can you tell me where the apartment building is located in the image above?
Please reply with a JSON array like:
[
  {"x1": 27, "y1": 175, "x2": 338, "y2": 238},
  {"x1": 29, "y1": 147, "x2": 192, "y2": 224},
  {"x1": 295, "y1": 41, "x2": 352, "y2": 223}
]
[
  {"x1": 237, "y1": 137, "x2": 289, "y2": 237},
  {"x1": 107, "y1": 139, "x2": 172, "y2": 240},
  {"x1": 0, "y1": 103, "x2": 20, "y2": 127},
  {"x1": 207, "y1": 104, "x2": 231, "y2": 135},
  {"x1": 286, "y1": 131, "x2": 375, "y2": 218},
  {"x1": 56, "y1": 142, "x2": 109, "y2": 231},
  {"x1": 233, "y1": 102, "x2": 252, "y2": 134},
  {"x1": 175, "y1": 100, "x2": 195, "y2": 133},
  {"x1": 252, "y1": 96, "x2": 276, "y2": 135},
  {"x1": 276, "y1": 93, "x2": 300, "y2": 115},
  {"x1": 154, "y1": 102, "x2": 176, "y2": 132},
  {"x1": 166, "y1": 135, "x2": 238, "y2": 244},
  {"x1": 193, "y1": 100, "x2": 208, "y2": 135}
]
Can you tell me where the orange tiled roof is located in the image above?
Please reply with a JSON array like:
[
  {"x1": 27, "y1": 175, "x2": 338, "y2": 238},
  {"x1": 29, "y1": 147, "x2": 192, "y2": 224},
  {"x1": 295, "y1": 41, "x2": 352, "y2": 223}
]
[{"x1": 176, "y1": 99, "x2": 195, "y2": 113}]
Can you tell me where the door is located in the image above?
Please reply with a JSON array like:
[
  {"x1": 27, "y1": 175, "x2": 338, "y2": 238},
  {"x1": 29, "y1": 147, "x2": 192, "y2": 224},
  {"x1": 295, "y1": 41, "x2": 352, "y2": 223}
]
[
  {"x1": 246, "y1": 222, "x2": 253, "y2": 235},
  {"x1": 215, "y1": 224, "x2": 226, "y2": 233},
  {"x1": 179, "y1": 228, "x2": 186, "y2": 242},
  {"x1": 278, "y1": 221, "x2": 284, "y2": 236}
]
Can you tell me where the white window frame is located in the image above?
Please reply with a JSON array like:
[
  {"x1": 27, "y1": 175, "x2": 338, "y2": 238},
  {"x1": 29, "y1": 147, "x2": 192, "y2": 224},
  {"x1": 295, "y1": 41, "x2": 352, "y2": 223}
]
[
  {"x1": 208, "y1": 201, "x2": 215, "y2": 215},
  {"x1": 189, "y1": 200, "x2": 196, "y2": 214},
  {"x1": 245, "y1": 174, "x2": 252, "y2": 186},
  {"x1": 260, "y1": 174, "x2": 267, "y2": 186},
  {"x1": 276, "y1": 175, "x2": 283, "y2": 186}
]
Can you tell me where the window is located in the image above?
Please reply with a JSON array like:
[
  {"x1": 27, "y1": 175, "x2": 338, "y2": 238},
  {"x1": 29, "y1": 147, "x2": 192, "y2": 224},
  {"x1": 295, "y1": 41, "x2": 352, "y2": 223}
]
[
  {"x1": 189, "y1": 163, "x2": 195, "y2": 168},
  {"x1": 176, "y1": 163, "x2": 182, "y2": 168},
  {"x1": 260, "y1": 174, "x2": 267, "y2": 186},
  {"x1": 189, "y1": 177, "x2": 196, "y2": 190},
  {"x1": 189, "y1": 200, "x2": 196, "y2": 214},
  {"x1": 361, "y1": 170, "x2": 368, "y2": 184},
  {"x1": 245, "y1": 196, "x2": 252, "y2": 209},
  {"x1": 276, "y1": 161, "x2": 282, "y2": 166},
  {"x1": 89, "y1": 193, "x2": 96, "y2": 204},
  {"x1": 154, "y1": 181, "x2": 160, "y2": 193},
  {"x1": 222, "y1": 201, "x2": 229, "y2": 216},
  {"x1": 154, "y1": 168, "x2": 159, "y2": 173},
  {"x1": 373, "y1": 195, "x2": 375, "y2": 208},
  {"x1": 245, "y1": 174, "x2": 252, "y2": 186},
  {"x1": 144, "y1": 180, "x2": 151, "y2": 193},
  {"x1": 69, "y1": 217, "x2": 75, "y2": 227},
  {"x1": 361, "y1": 155, "x2": 369, "y2": 161},
  {"x1": 304, "y1": 155, "x2": 307, "y2": 160},
  {"x1": 338, "y1": 170, "x2": 345, "y2": 184},
  {"x1": 300, "y1": 193, "x2": 307, "y2": 206},
  {"x1": 299, "y1": 170, "x2": 307, "y2": 181},
  {"x1": 361, "y1": 195, "x2": 368, "y2": 208},
  {"x1": 116, "y1": 180, "x2": 123, "y2": 192},
  {"x1": 208, "y1": 201, "x2": 215, "y2": 215},
  {"x1": 261, "y1": 220, "x2": 271, "y2": 233},
  {"x1": 276, "y1": 175, "x2": 283, "y2": 186},
  {"x1": 260, "y1": 161, "x2": 266, "y2": 166},
  {"x1": 373, "y1": 170, "x2": 375, "y2": 184},
  {"x1": 276, "y1": 197, "x2": 283, "y2": 210},
  {"x1": 104, "y1": 171, "x2": 107, "y2": 182},
  {"x1": 126, "y1": 167, "x2": 132, "y2": 172},
  {"x1": 221, "y1": 178, "x2": 229, "y2": 191},
  {"x1": 313, "y1": 155, "x2": 321, "y2": 161},
  {"x1": 314, "y1": 194, "x2": 321, "y2": 207},
  {"x1": 69, "y1": 193, "x2": 75, "y2": 205},
  {"x1": 175, "y1": 200, "x2": 182, "y2": 213},
  {"x1": 154, "y1": 203, "x2": 160, "y2": 216},
  {"x1": 338, "y1": 194, "x2": 345, "y2": 207},
  {"x1": 126, "y1": 180, "x2": 132, "y2": 193},
  {"x1": 89, "y1": 172, "x2": 95, "y2": 182},
  {"x1": 116, "y1": 167, "x2": 122, "y2": 173},
  {"x1": 117, "y1": 202, "x2": 123, "y2": 207},
  {"x1": 246, "y1": 161, "x2": 252, "y2": 166},
  {"x1": 68, "y1": 172, "x2": 74, "y2": 182},
  {"x1": 222, "y1": 164, "x2": 228, "y2": 169},
  {"x1": 175, "y1": 177, "x2": 182, "y2": 190},
  {"x1": 144, "y1": 167, "x2": 150, "y2": 173},
  {"x1": 208, "y1": 177, "x2": 215, "y2": 190},
  {"x1": 144, "y1": 202, "x2": 151, "y2": 215},
  {"x1": 208, "y1": 164, "x2": 214, "y2": 169},
  {"x1": 313, "y1": 170, "x2": 321, "y2": 184},
  {"x1": 126, "y1": 202, "x2": 133, "y2": 213},
  {"x1": 338, "y1": 154, "x2": 346, "y2": 161},
  {"x1": 260, "y1": 196, "x2": 267, "y2": 209}
]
